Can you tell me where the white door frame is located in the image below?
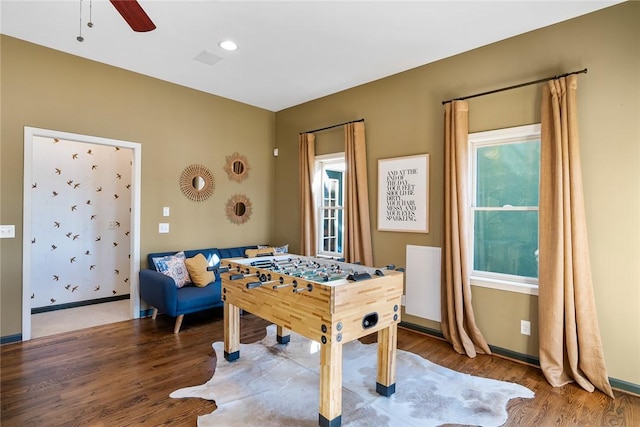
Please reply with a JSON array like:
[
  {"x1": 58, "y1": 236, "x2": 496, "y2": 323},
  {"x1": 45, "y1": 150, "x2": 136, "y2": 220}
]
[{"x1": 22, "y1": 127, "x2": 142, "y2": 341}]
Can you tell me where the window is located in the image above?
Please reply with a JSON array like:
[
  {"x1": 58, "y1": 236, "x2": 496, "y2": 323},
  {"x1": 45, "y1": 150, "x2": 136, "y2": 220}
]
[
  {"x1": 315, "y1": 153, "x2": 345, "y2": 258},
  {"x1": 469, "y1": 124, "x2": 540, "y2": 294}
]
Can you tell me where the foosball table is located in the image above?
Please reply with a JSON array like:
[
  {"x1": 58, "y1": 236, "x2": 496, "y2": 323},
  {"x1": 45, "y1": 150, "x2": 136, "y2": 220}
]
[{"x1": 219, "y1": 254, "x2": 404, "y2": 427}]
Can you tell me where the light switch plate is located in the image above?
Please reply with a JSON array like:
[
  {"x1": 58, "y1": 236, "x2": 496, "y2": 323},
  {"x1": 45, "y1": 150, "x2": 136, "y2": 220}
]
[
  {"x1": 0, "y1": 225, "x2": 16, "y2": 238},
  {"x1": 162, "y1": 207, "x2": 170, "y2": 217}
]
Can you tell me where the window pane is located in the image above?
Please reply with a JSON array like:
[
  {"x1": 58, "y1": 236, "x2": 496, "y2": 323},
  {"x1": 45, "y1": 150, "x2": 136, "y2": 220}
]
[
  {"x1": 476, "y1": 141, "x2": 539, "y2": 207},
  {"x1": 474, "y1": 210, "x2": 538, "y2": 278}
]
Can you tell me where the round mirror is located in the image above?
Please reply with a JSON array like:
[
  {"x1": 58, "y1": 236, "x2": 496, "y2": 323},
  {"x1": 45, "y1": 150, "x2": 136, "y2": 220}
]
[
  {"x1": 180, "y1": 164, "x2": 215, "y2": 201},
  {"x1": 224, "y1": 152, "x2": 250, "y2": 182},
  {"x1": 234, "y1": 202, "x2": 246, "y2": 216},
  {"x1": 232, "y1": 160, "x2": 245, "y2": 176},
  {"x1": 192, "y1": 176, "x2": 205, "y2": 190},
  {"x1": 226, "y1": 194, "x2": 252, "y2": 224}
]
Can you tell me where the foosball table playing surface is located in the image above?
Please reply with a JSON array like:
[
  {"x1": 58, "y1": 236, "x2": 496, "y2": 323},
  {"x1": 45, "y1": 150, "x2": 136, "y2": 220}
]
[{"x1": 220, "y1": 254, "x2": 404, "y2": 427}]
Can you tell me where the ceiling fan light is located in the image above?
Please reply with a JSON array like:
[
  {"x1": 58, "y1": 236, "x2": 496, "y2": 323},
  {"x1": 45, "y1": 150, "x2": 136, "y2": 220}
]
[{"x1": 219, "y1": 40, "x2": 238, "y2": 51}]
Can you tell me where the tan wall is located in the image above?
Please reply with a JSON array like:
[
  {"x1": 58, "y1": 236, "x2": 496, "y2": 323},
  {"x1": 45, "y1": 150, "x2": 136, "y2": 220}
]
[
  {"x1": 274, "y1": 2, "x2": 639, "y2": 385},
  {"x1": 0, "y1": 36, "x2": 276, "y2": 337}
]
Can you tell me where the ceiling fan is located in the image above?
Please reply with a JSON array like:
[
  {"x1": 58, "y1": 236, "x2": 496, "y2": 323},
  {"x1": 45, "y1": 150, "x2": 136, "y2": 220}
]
[
  {"x1": 77, "y1": 0, "x2": 155, "y2": 42},
  {"x1": 110, "y1": 0, "x2": 156, "y2": 32}
]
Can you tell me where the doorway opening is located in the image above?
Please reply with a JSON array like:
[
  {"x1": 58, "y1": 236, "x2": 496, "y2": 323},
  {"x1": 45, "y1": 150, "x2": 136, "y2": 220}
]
[{"x1": 22, "y1": 127, "x2": 142, "y2": 340}]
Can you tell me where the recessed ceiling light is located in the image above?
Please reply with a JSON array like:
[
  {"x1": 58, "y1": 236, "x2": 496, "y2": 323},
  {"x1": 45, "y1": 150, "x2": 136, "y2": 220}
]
[{"x1": 219, "y1": 40, "x2": 238, "y2": 51}]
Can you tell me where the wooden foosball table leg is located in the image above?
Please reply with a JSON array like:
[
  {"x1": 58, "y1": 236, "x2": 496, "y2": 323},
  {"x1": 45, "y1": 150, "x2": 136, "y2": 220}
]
[
  {"x1": 276, "y1": 325, "x2": 291, "y2": 344},
  {"x1": 376, "y1": 323, "x2": 398, "y2": 396},
  {"x1": 223, "y1": 302, "x2": 240, "y2": 361},
  {"x1": 319, "y1": 342, "x2": 343, "y2": 427}
]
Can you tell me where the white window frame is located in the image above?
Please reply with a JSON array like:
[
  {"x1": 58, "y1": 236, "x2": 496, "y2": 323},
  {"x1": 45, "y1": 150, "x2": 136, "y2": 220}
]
[
  {"x1": 468, "y1": 124, "x2": 541, "y2": 296},
  {"x1": 314, "y1": 153, "x2": 345, "y2": 258}
]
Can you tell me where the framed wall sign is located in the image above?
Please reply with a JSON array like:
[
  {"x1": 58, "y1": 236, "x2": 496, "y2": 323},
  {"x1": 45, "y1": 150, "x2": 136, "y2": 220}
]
[{"x1": 377, "y1": 154, "x2": 429, "y2": 233}]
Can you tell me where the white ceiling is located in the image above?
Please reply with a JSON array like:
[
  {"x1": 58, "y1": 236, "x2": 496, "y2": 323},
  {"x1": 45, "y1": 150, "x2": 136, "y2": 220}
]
[{"x1": 0, "y1": 1, "x2": 624, "y2": 112}]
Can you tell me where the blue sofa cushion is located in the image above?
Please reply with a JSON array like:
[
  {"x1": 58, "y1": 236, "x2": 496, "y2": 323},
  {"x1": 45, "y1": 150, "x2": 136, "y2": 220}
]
[{"x1": 176, "y1": 284, "x2": 222, "y2": 312}]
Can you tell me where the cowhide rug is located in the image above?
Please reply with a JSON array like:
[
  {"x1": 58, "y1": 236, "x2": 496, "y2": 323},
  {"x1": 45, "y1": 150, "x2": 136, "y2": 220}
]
[{"x1": 171, "y1": 325, "x2": 534, "y2": 426}]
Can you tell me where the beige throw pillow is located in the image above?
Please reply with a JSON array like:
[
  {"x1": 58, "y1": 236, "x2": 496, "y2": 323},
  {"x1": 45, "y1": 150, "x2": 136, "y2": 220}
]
[{"x1": 184, "y1": 253, "x2": 215, "y2": 287}]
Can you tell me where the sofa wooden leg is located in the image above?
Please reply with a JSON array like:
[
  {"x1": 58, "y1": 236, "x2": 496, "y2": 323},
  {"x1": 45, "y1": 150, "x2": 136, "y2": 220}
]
[
  {"x1": 152, "y1": 307, "x2": 158, "y2": 320},
  {"x1": 174, "y1": 314, "x2": 184, "y2": 334}
]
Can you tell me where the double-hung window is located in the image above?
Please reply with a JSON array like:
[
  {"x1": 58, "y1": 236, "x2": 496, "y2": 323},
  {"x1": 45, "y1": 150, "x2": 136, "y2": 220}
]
[
  {"x1": 315, "y1": 153, "x2": 345, "y2": 258},
  {"x1": 469, "y1": 124, "x2": 541, "y2": 295}
]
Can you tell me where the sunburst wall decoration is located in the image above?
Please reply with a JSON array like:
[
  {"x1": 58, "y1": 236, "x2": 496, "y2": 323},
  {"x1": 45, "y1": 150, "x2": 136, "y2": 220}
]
[
  {"x1": 225, "y1": 194, "x2": 252, "y2": 225},
  {"x1": 223, "y1": 152, "x2": 250, "y2": 182},
  {"x1": 180, "y1": 164, "x2": 214, "y2": 202}
]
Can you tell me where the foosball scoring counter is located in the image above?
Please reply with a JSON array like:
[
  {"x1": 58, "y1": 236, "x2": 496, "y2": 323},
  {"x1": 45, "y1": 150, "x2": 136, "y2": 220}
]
[{"x1": 219, "y1": 254, "x2": 404, "y2": 427}]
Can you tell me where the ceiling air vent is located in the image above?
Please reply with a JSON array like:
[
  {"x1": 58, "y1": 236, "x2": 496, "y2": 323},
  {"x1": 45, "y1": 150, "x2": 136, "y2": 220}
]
[{"x1": 193, "y1": 50, "x2": 223, "y2": 66}]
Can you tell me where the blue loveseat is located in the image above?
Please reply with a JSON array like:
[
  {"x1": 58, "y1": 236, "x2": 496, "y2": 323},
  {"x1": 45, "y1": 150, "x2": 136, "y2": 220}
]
[{"x1": 139, "y1": 245, "x2": 258, "y2": 333}]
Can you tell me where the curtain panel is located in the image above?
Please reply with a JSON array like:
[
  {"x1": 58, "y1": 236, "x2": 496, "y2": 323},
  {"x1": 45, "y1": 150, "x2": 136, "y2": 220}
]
[
  {"x1": 538, "y1": 75, "x2": 613, "y2": 397},
  {"x1": 299, "y1": 133, "x2": 316, "y2": 257},
  {"x1": 441, "y1": 100, "x2": 491, "y2": 358},
  {"x1": 344, "y1": 122, "x2": 374, "y2": 266}
]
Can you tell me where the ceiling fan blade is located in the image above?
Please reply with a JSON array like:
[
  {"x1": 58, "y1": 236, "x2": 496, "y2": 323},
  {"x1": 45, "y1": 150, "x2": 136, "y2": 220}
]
[{"x1": 110, "y1": 0, "x2": 156, "y2": 32}]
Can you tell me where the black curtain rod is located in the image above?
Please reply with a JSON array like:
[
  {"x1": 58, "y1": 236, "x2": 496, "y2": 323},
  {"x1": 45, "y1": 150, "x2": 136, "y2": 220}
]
[
  {"x1": 441, "y1": 68, "x2": 588, "y2": 105},
  {"x1": 300, "y1": 118, "x2": 364, "y2": 135}
]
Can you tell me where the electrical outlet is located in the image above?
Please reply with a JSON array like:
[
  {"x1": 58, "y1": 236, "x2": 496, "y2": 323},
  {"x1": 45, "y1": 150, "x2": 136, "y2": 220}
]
[
  {"x1": 520, "y1": 320, "x2": 531, "y2": 336},
  {"x1": 159, "y1": 223, "x2": 170, "y2": 234}
]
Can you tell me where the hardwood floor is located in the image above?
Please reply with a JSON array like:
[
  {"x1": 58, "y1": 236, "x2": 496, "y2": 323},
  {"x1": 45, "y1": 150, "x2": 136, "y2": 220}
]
[{"x1": 2, "y1": 309, "x2": 638, "y2": 426}]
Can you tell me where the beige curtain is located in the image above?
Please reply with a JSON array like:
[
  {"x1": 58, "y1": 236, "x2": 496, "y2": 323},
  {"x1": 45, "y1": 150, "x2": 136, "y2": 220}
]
[
  {"x1": 344, "y1": 122, "x2": 373, "y2": 266},
  {"x1": 539, "y1": 75, "x2": 613, "y2": 398},
  {"x1": 441, "y1": 101, "x2": 491, "y2": 358},
  {"x1": 299, "y1": 133, "x2": 316, "y2": 257}
]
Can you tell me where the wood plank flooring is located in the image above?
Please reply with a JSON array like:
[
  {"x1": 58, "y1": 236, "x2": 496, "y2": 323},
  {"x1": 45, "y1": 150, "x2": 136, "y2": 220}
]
[{"x1": 2, "y1": 309, "x2": 638, "y2": 426}]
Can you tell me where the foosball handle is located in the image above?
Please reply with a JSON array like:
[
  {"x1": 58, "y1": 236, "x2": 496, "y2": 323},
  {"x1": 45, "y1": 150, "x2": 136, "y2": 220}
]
[
  {"x1": 347, "y1": 272, "x2": 372, "y2": 281},
  {"x1": 208, "y1": 266, "x2": 230, "y2": 273},
  {"x1": 246, "y1": 281, "x2": 263, "y2": 289}
]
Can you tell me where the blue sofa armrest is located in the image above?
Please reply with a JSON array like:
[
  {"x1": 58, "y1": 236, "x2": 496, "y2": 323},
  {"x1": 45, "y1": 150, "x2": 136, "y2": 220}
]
[{"x1": 139, "y1": 269, "x2": 178, "y2": 316}]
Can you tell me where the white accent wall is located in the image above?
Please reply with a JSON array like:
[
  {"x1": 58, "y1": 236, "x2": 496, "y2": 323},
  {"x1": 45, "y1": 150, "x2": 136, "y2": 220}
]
[{"x1": 30, "y1": 136, "x2": 132, "y2": 309}]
